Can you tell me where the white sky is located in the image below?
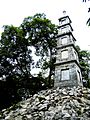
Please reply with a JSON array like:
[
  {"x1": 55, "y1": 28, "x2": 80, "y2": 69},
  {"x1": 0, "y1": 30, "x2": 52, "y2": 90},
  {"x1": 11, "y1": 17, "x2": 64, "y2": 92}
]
[{"x1": 0, "y1": 0, "x2": 90, "y2": 50}]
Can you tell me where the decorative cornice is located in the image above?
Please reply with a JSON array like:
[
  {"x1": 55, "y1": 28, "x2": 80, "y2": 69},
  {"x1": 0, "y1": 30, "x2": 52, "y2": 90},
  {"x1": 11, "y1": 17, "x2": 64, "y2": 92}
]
[
  {"x1": 58, "y1": 23, "x2": 73, "y2": 31},
  {"x1": 57, "y1": 31, "x2": 76, "y2": 41},
  {"x1": 54, "y1": 60, "x2": 81, "y2": 68},
  {"x1": 58, "y1": 16, "x2": 72, "y2": 23}
]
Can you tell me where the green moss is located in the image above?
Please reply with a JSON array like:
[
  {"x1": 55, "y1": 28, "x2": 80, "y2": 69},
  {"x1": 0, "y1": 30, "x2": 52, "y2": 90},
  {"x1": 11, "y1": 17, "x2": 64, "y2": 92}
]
[
  {"x1": 77, "y1": 108, "x2": 82, "y2": 116},
  {"x1": 10, "y1": 103, "x2": 22, "y2": 110},
  {"x1": 38, "y1": 96, "x2": 45, "y2": 102},
  {"x1": 83, "y1": 94, "x2": 87, "y2": 98}
]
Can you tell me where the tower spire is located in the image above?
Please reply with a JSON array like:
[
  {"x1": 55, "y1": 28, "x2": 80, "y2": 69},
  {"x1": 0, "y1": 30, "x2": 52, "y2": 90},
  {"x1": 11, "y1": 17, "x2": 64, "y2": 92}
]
[{"x1": 63, "y1": 10, "x2": 66, "y2": 16}]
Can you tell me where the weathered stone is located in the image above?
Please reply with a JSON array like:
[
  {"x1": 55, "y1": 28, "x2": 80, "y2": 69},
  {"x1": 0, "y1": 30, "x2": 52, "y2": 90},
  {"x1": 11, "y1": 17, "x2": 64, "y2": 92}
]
[
  {"x1": 45, "y1": 96, "x2": 50, "y2": 100},
  {"x1": 19, "y1": 108, "x2": 26, "y2": 115},
  {"x1": 87, "y1": 94, "x2": 90, "y2": 100},
  {"x1": 63, "y1": 112, "x2": 71, "y2": 118},
  {"x1": 62, "y1": 95, "x2": 70, "y2": 99},
  {"x1": 1, "y1": 87, "x2": 90, "y2": 120},
  {"x1": 15, "y1": 115, "x2": 22, "y2": 120},
  {"x1": 65, "y1": 103, "x2": 71, "y2": 109},
  {"x1": 48, "y1": 106, "x2": 55, "y2": 111},
  {"x1": 5, "y1": 115, "x2": 11, "y2": 120},
  {"x1": 5, "y1": 115, "x2": 14, "y2": 120},
  {"x1": 38, "y1": 103, "x2": 48, "y2": 111},
  {"x1": 82, "y1": 90, "x2": 88, "y2": 94},
  {"x1": 88, "y1": 89, "x2": 90, "y2": 94},
  {"x1": 69, "y1": 91, "x2": 74, "y2": 96},
  {"x1": 45, "y1": 111, "x2": 55, "y2": 120}
]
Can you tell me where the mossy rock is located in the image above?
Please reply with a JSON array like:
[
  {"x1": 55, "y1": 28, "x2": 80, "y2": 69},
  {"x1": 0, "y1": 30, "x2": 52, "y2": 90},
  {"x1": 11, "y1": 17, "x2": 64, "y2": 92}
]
[{"x1": 38, "y1": 96, "x2": 45, "y2": 102}]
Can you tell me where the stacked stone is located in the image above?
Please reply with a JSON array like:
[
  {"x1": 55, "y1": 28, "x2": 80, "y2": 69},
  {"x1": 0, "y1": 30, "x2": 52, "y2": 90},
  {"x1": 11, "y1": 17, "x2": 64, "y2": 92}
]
[{"x1": 0, "y1": 87, "x2": 90, "y2": 120}]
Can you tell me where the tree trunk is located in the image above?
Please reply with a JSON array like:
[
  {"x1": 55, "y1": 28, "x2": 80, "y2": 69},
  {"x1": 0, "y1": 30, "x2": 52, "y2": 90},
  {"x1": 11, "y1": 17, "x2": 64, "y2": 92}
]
[{"x1": 48, "y1": 49, "x2": 53, "y2": 88}]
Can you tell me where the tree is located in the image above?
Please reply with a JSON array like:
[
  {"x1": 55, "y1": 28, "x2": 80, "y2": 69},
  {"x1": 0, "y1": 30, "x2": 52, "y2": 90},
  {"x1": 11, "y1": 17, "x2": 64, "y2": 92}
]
[
  {"x1": 76, "y1": 45, "x2": 90, "y2": 81},
  {"x1": 0, "y1": 25, "x2": 33, "y2": 106},
  {"x1": 83, "y1": 0, "x2": 87, "y2": 2},
  {"x1": 82, "y1": 0, "x2": 90, "y2": 24},
  {"x1": 0, "y1": 25, "x2": 33, "y2": 81},
  {"x1": 79, "y1": 50, "x2": 90, "y2": 79},
  {"x1": 20, "y1": 13, "x2": 58, "y2": 87},
  {"x1": 82, "y1": 0, "x2": 90, "y2": 2},
  {"x1": 0, "y1": 13, "x2": 58, "y2": 110}
]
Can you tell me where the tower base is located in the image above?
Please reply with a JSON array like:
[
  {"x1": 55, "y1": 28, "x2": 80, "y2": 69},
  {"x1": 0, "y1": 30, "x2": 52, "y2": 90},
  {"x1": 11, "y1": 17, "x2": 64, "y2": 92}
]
[{"x1": 54, "y1": 61, "x2": 83, "y2": 88}]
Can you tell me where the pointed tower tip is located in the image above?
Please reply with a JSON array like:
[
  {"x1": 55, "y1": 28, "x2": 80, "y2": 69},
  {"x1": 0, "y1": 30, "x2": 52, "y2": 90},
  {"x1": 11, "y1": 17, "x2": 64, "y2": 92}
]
[{"x1": 63, "y1": 11, "x2": 66, "y2": 16}]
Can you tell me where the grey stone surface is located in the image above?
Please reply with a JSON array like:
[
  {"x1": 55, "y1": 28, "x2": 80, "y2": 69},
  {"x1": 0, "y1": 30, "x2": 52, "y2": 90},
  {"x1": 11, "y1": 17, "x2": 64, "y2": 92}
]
[
  {"x1": 1, "y1": 87, "x2": 90, "y2": 120},
  {"x1": 54, "y1": 16, "x2": 83, "y2": 88},
  {"x1": 54, "y1": 62, "x2": 83, "y2": 87}
]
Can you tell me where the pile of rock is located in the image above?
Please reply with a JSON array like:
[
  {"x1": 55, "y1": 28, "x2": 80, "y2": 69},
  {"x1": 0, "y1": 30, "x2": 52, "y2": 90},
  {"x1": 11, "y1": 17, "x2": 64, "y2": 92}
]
[{"x1": 0, "y1": 86, "x2": 90, "y2": 120}]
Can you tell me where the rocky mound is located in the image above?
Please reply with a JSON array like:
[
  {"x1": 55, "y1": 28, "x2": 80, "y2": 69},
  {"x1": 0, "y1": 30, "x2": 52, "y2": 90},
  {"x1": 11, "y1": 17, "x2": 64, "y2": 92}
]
[{"x1": 0, "y1": 86, "x2": 90, "y2": 120}]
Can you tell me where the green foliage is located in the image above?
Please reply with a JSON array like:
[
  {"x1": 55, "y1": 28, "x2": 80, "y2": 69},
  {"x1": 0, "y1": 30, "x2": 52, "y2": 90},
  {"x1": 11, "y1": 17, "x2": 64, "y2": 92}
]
[
  {"x1": 0, "y1": 25, "x2": 33, "y2": 109},
  {"x1": 76, "y1": 45, "x2": 90, "y2": 80},
  {"x1": 20, "y1": 13, "x2": 58, "y2": 87},
  {"x1": 87, "y1": 18, "x2": 90, "y2": 26},
  {"x1": 0, "y1": 25, "x2": 32, "y2": 79},
  {"x1": 0, "y1": 13, "x2": 57, "y2": 110},
  {"x1": 21, "y1": 13, "x2": 57, "y2": 56}
]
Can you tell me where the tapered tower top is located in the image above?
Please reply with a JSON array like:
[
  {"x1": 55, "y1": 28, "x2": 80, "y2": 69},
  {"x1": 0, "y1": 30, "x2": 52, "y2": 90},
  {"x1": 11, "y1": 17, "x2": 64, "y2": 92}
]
[{"x1": 58, "y1": 11, "x2": 72, "y2": 26}]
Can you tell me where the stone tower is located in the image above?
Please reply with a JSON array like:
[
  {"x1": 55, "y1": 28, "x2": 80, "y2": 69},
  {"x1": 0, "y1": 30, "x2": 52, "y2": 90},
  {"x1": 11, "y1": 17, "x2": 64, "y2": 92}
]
[{"x1": 54, "y1": 15, "x2": 83, "y2": 87}]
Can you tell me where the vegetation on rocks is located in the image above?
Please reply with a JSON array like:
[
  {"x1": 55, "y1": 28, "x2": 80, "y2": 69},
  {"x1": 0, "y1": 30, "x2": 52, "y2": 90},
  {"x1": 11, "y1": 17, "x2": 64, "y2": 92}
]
[
  {"x1": 0, "y1": 12, "x2": 90, "y2": 111},
  {"x1": 0, "y1": 13, "x2": 57, "y2": 110},
  {"x1": 1, "y1": 87, "x2": 90, "y2": 120}
]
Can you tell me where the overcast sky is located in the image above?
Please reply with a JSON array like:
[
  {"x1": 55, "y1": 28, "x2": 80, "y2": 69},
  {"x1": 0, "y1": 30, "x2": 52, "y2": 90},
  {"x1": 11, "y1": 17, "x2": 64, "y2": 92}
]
[{"x1": 0, "y1": 0, "x2": 90, "y2": 50}]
